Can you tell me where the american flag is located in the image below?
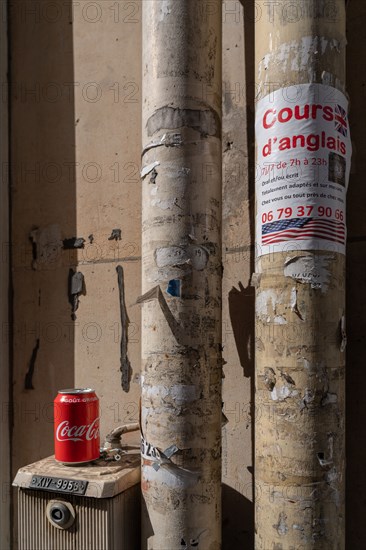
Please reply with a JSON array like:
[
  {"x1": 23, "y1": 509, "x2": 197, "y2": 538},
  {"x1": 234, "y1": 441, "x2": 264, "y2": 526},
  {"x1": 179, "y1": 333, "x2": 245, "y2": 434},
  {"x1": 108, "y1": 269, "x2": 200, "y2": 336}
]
[
  {"x1": 335, "y1": 104, "x2": 348, "y2": 137},
  {"x1": 262, "y1": 217, "x2": 345, "y2": 246}
]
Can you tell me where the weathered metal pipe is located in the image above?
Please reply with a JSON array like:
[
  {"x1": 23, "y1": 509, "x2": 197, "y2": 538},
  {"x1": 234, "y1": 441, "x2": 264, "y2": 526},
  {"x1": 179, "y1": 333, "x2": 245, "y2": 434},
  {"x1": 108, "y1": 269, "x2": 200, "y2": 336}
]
[
  {"x1": 255, "y1": 1, "x2": 349, "y2": 547},
  {"x1": 141, "y1": 1, "x2": 222, "y2": 548}
]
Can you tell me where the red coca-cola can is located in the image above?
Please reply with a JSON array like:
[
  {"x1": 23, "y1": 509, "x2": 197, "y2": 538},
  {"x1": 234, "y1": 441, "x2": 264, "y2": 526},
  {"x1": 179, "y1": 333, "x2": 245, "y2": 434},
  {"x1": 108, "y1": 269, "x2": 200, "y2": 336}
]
[{"x1": 54, "y1": 388, "x2": 100, "y2": 465}]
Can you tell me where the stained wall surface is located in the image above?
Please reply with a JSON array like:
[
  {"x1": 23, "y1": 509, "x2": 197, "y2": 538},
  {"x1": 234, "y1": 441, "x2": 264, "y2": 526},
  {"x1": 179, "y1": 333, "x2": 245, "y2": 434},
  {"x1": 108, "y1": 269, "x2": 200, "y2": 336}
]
[
  {"x1": 10, "y1": 1, "x2": 77, "y2": 544},
  {"x1": 9, "y1": 2, "x2": 142, "y2": 547},
  {"x1": 7, "y1": 0, "x2": 366, "y2": 548}
]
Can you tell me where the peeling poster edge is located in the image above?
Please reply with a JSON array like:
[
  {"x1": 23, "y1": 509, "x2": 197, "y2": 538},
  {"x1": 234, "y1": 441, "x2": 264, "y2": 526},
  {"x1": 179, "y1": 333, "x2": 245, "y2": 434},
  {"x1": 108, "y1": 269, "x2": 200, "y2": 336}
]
[
  {"x1": 284, "y1": 255, "x2": 335, "y2": 293},
  {"x1": 141, "y1": 161, "x2": 160, "y2": 179},
  {"x1": 142, "y1": 132, "x2": 183, "y2": 157},
  {"x1": 141, "y1": 435, "x2": 199, "y2": 485}
]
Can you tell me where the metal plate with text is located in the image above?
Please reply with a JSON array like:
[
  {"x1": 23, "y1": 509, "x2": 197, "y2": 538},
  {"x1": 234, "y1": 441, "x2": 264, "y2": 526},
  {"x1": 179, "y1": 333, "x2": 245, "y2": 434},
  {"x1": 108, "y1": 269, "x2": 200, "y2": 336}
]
[{"x1": 29, "y1": 475, "x2": 88, "y2": 495}]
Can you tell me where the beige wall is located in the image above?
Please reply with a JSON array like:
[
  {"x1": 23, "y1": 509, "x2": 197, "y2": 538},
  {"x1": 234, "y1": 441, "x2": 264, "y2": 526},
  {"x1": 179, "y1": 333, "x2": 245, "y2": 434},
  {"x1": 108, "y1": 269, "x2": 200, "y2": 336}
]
[
  {"x1": 221, "y1": 1, "x2": 254, "y2": 548},
  {"x1": 72, "y1": 0, "x2": 142, "y2": 445},
  {"x1": 10, "y1": 1, "x2": 141, "y2": 546},
  {"x1": 7, "y1": 0, "x2": 366, "y2": 547}
]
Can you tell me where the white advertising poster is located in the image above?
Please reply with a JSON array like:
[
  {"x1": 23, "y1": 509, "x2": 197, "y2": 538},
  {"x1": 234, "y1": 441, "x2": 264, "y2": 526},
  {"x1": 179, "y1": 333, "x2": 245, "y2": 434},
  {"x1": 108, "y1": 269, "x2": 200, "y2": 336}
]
[{"x1": 255, "y1": 84, "x2": 352, "y2": 257}]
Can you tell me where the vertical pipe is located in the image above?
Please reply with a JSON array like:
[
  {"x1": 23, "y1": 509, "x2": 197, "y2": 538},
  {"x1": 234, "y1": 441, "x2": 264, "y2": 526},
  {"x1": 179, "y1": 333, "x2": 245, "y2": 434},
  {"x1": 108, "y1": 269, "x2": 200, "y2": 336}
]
[
  {"x1": 141, "y1": 2, "x2": 222, "y2": 549},
  {"x1": 255, "y1": 1, "x2": 349, "y2": 548}
]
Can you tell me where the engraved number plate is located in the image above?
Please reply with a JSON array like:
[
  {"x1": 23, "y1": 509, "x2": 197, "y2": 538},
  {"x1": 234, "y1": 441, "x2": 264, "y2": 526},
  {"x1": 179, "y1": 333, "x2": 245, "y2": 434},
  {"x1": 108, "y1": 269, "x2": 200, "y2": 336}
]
[{"x1": 30, "y1": 475, "x2": 88, "y2": 495}]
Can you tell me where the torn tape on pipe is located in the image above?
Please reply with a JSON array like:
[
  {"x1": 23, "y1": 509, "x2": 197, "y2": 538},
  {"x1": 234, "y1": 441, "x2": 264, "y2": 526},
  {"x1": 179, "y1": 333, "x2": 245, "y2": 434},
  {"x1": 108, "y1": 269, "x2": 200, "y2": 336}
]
[{"x1": 141, "y1": 436, "x2": 199, "y2": 483}]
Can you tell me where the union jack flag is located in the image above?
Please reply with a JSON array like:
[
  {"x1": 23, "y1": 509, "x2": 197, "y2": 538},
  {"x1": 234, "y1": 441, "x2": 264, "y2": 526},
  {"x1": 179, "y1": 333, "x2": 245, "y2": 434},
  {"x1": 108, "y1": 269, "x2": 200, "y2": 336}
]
[
  {"x1": 262, "y1": 217, "x2": 345, "y2": 246},
  {"x1": 334, "y1": 104, "x2": 348, "y2": 137}
]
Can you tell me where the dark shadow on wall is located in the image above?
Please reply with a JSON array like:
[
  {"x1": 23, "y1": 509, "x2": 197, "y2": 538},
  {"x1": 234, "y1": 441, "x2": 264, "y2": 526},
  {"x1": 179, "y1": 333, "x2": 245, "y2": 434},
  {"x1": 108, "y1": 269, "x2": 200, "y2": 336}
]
[
  {"x1": 141, "y1": 493, "x2": 154, "y2": 543},
  {"x1": 222, "y1": 484, "x2": 254, "y2": 550},
  {"x1": 346, "y1": 1, "x2": 366, "y2": 547},
  {"x1": 10, "y1": 1, "x2": 76, "y2": 546},
  {"x1": 228, "y1": 282, "x2": 255, "y2": 379}
]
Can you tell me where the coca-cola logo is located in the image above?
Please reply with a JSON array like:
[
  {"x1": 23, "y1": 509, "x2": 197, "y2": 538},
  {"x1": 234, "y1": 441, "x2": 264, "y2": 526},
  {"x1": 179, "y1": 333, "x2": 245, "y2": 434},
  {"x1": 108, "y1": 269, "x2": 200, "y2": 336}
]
[{"x1": 56, "y1": 417, "x2": 100, "y2": 442}]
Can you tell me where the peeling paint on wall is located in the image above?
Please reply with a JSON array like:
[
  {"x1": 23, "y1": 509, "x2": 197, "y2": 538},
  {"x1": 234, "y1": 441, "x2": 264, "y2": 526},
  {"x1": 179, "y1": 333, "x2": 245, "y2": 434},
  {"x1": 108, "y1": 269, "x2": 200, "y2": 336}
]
[
  {"x1": 68, "y1": 270, "x2": 85, "y2": 320},
  {"x1": 108, "y1": 229, "x2": 122, "y2": 241},
  {"x1": 116, "y1": 265, "x2": 132, "y2": 392},
  {"x1": 63, "y1": 237, "x2": 85, "y2": 249},
  {"x1": 29, "y1": 224, "x2": 62, "y2": 269}
]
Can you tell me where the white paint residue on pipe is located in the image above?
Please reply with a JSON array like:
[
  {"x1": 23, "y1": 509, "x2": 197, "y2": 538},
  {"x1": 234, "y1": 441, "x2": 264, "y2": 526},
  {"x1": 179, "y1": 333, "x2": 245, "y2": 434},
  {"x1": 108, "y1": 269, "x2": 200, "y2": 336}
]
[
  {"x1": 155, "y1": 245, "x2": 209, "y2": 271},
  {"x1": 151, "y1": 198, "x2": 177, "y2": 210},
  {"x1": 284, "y1": 255, "x2": 335, "y2": 293},
  {"x1": 259, "y1": 37, "x2": 344, "y2": 82},
  {"x1": 256, "y1": 289, "x2": 278, "y2": 317},
  {"x1": 159, "y1": 1, "x2": 171, "y2": 21},
  {"x1": 274, "y1": 316, "x2": 287, "y2": 325},
  {"x1": 271, "y1": 386, "x2": 298, "y2": 401}
]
